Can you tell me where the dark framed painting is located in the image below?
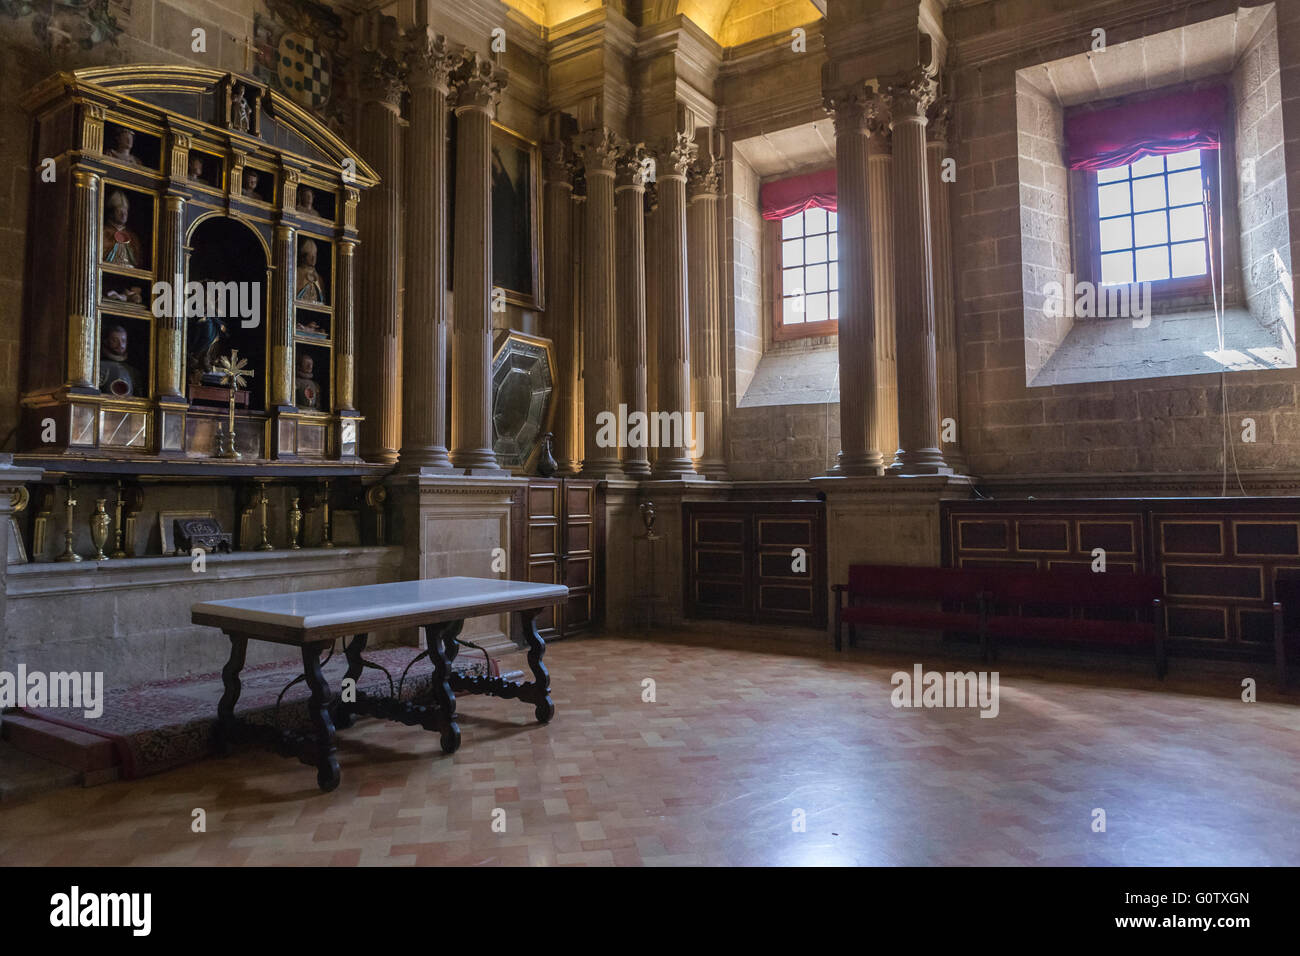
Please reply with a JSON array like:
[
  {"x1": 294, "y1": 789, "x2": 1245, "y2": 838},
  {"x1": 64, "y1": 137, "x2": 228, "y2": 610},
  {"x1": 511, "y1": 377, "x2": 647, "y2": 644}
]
[{"x1": 491, "y1": 123, "x2": 543, "y2": 310}]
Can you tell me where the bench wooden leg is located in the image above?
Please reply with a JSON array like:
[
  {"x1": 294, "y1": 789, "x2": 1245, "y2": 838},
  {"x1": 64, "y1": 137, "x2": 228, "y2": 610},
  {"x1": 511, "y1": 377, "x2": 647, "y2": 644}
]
[
  {"x1": 214, "y1": 634, "x2": 247, "y2": 754},
  {"x1": 520, "y1": 608, "x2": 554, "y2": 724},
  {"x1": 426, "y1": 620, "x2": 462, "y2": 754},
  {"x1": 301, "y1": 642, "x2": 340, "y2": 793}
]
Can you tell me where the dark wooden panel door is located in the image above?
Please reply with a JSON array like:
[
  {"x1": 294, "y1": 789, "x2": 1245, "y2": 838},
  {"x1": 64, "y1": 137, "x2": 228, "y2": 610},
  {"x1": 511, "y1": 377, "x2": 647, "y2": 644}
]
[
  {"x1": 562, "y1": 480, "x2": 598, "y2": 635},
  {"x1": 511, "y1": 478, "x2": 603, "y2": 640}
]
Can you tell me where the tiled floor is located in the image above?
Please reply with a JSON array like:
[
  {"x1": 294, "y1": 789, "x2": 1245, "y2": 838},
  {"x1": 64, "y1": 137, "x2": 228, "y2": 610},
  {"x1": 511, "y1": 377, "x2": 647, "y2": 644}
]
[{"x1": 1, "y1": 631, "x2": 1297, "y2": 866}]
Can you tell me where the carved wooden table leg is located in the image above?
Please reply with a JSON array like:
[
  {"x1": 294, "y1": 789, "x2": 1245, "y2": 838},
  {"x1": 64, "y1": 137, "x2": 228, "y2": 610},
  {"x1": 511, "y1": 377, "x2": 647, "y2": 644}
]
[
  {"x1": 521, "y1": 608, "x2": 554, "y2": 723},
  {"x1": 335, "y1": 633, "x2": 368, "y2": 729},
  {"x1": 301, "y1": 642, "x2": 341, "y2": 792},
  {"x1": 426, "y1": 620, "x2": 462, "y2": 754},
  {"x1": 215, "y1": 633, "x2": 248, "y2": 754}
]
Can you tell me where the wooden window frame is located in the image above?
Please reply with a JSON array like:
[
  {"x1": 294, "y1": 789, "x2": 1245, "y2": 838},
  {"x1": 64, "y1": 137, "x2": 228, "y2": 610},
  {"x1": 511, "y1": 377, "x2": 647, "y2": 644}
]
[{"x1": 770, "y1": 214, "x2": 839, "y2": 342}]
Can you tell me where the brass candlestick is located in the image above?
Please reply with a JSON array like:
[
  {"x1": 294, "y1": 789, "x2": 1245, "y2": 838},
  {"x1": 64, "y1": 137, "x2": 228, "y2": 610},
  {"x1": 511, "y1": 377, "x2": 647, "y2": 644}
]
[
  {"x1": 56, "y1": 481, "x2": 81, "y2": 562},
  {"x1": 213, "y1": 350, "x2": 254, "y2": 460},
  {"x1": 89, "y1": 498, "x2": 111, "y2": 561},
  {"x1": 257, "y1": 481, "x2": 273, "y2": 551},
  {"x1": 365, "y1": 486, "x2": 387, "y2": 545},
  {"x1": 111, "y1": 480, "x2": 127, "y2": 559},
  {"x1": 321, "y1": 480, "x2": 333, "y2": 548},
  {"x1": 288, "y1": 496, "x2": 302, "y2": 550}
]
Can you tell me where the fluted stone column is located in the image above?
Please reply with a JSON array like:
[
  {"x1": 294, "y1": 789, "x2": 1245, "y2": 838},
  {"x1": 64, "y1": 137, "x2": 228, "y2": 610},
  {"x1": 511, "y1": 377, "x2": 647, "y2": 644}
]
[
  {"x1": 157, "y1": 194, "x2": 186, "y2": 399},
  {"x1": 825, "y1": 87, "x2": 882, "y2": 474},
  {"x1": 356, "y1": 52, "x2": 405, "y2": 464},
  {"x1": 687, "y1": 155, "x2": 727, "y2": 478},
  {"x1": 616, "y1": 144, "x2": 651, "y2": 478},
  {"x1": 270, "y1": 223, "x2": 295, "y2": 410},
  {"x1": 927, "y1": 98, "x2": 966, "y2": 473},
  {"x1": 449, "y1": 53, "x2": 506, "y2": 473},
  {"x1": 651, "y1": 133, "x2": 699, "y2": 479},
  {"x1": 644, "y1": 183, "x2": 661, "y2": 470},
  {"x1": 543, "y1": 140, "x2": 579, "y2": 476},
  {"x1": 398, "y1": 29, "x2": 454, "y2": 473},
  {"x1": 68, "y1": 168, "x2": 100, "y2": 390},
  {"x1": 887, "y1": 70, "x2": 949, "y2": 474},
  {"x1": 866, "y1": 109, "x2": 899, "y2": 464},
  {"x1": 337, "y1": 238, "x2": 357, "y2": 413},
  {"x1": 568, "y1": 171, "x2": 587, "y2": 472},
  {"x1": 575, "y1": 127, "x2": 623, "y2": 478}
]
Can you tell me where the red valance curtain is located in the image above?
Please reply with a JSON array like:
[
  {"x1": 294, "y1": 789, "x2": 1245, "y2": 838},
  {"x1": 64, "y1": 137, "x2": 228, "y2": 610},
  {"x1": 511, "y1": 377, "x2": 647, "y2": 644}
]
[
  {"x1": 760, "y1": 167, "x2": 836, "y2": 220},
  {"x1": 1065, "y1": 85, "x2": 1228, "y2": 171}
]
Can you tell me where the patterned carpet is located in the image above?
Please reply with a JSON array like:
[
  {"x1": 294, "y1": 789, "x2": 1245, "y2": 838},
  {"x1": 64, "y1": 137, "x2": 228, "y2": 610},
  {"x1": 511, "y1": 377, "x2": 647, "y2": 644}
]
[
  {"x1": 0, "y1": 630, "x2": 1297, "y2": 866},
  {"x1": 13, "y1": 646, "x2": 497, "y2": 779}
]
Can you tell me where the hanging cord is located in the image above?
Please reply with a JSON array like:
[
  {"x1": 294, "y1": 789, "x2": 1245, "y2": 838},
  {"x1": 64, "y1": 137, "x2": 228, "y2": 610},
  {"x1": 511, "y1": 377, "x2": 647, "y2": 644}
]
[{"x1": 1206, "y1": 150, "x2": 1245, "y2": 497}]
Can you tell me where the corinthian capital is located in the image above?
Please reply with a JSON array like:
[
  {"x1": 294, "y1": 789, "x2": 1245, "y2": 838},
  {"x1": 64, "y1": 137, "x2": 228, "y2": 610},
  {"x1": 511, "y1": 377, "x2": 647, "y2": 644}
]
[
  {"x1": 616, "y1": 143, "x2": 652, "y2": 188},
  {"x1": 404, "y1": 28, "x2": 454, "y2": 92},
  {"x1": 542, "y1": 140, "x2": 572, "y2": 183},
  {"x1": 927, "y1": 93, "x2": 953, "y2": 145},
  {"x1": 359, "y1": 50, "x2": 406, "y2": 107},
  {"x1": 575, "y1": 127, "x2": 623, "y2": 175},
  {"x1": 823, "y1": 84, "x2": 872, "y2": 136},
  {"x1": 687, "y1": 156, "x2": 723, "y2": 198},
  {"x1": 654, "y1": 131, "x2": 698, "y2": 178},
  {"x1": 884, "y1": 67, "x2": 938, "y2": 119},
  {"x1": 450, "y1": 51, "x2": 506, "y2": 112}
]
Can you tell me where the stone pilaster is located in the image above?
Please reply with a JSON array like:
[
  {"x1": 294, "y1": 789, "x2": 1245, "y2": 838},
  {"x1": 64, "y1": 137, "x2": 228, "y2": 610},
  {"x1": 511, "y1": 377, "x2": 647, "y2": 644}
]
[
  {"x1": 336, "y1": 237, "x2": 357, "y2": 413},
  {"x1": 156, "y1": 194, "x2": 186, "y2": 399},
  {"x1": 616, "y1": 144, "x2": 651, "y2": 478},
  {"x1": 886, "y1": 69, "x2": 949, "y2": 475},
  {"x1": 650, "y1": 133, "x2": 700, "y2": 479},
  {"x1": 687, "y1": 154, "x2": 728, "y2": 479},
  {"x1": 575, "y1": 127, "x2": 624, "y2": 478},
  {"x1": 866, "y1": 104, "x2": 899, "y2": 464},
  {"x1": 448, "y1": 52, "x2": 507, "y2": 474},
  {"x1": 398, "y1": 29, "x2": 455, "y2": 473},
  {"x1": 825, "y1": 86, "x2": 882, "y2": 475},
  {"x1": 356, "y1": 51, "x2": 405, "y2": 464},
  {"x1": 543, "y1": 139, "x2": 579, "y2": 476},
  {"x1": 270, "y1": 223, "x2": 296, "y2": 411},
  {"x1": 643, "y1": 183, "x2": 660, "y2": 471},
  {"x1": 927, "y1": 96, "x2": 967, "y2": 473},
  {"x1": 568, "y1": 168, "x2": 587, "y2": 473},
  {"x1": 68, "y1": 168, "x2": 100, "y2": 390}
]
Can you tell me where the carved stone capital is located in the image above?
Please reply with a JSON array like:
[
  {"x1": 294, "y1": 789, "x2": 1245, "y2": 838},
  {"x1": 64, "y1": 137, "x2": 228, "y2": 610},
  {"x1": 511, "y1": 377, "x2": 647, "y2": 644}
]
[
  {"x1": 404, "y1": 28, "x2": 454, "y2": 93},
  {"x1": 927, "y1": 93, "x2": 953, "y2": 145},
  {"x1": 616, "y1": 143, "x2": 652, "y2": 188},
  {"x1": 644, "y1": 181, "x2": 659, "y2": 215},
  {"x1": 449, "y1": 51, "x2": 506, "y2": 113},
  {"x1": 687, "y1": 156, "x2": 723, "y2": 198},
  {"x1": 884, "y1": 67, "x2": 938, "y2": 120},
  {"x1": 824, "y1": 85, "x2": 872, "y2": 136},
  {"x1": 575, "y1": 127, "x2": 623, "y2": 175},
  {"x1": 542, "y1": 140, "x2": 573, "y2": 184},
  {"x1": 653, "y1": 131, "x2": 698, "y2": 178},
  {"x1": 359, "y1": 50, "x2": 406, "y2": 107}
]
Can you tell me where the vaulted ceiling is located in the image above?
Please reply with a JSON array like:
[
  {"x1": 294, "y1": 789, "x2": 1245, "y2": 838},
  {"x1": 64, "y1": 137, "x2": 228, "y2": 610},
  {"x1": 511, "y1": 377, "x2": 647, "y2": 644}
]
[{"x1": 503, "y1": 0, "x2": 825, "y2": 46}]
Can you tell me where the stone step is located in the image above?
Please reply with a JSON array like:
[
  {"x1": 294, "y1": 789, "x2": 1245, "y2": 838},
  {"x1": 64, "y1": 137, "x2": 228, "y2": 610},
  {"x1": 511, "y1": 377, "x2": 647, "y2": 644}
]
[
  {"x1": 0, "y1": 737, "x2": 82, "y2": 803},
  {"x1": 0, "y1": 713, "x2": 120, "y2": 781}
]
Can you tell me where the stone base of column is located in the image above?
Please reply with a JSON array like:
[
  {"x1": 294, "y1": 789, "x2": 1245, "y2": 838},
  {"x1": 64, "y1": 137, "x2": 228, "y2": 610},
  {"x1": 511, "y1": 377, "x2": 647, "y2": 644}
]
[
  {"x1": 581, "y1": 456, "x2": 625, "y2": 480},
  {"x1": 835, "y1": 451, "x2": 886, "y2": 476},
  {"x1": 697, "y1": 459, "x2": 729, "y2": 480},
  {"x1": 888, "y1": 448, "x2": 954, "y2": 476},
  {"x1": 651, "y1": 457, "x2": 705, "y2": 481},
  {"x1": 450, "y1": 447, "x2": 507, "y2": 476},
  {"x1": 395, "y1": 448, "x2": 455, "y2": 475},
  {"x1": 622, "y1": 457, "x2": 652, "y2": 479}
]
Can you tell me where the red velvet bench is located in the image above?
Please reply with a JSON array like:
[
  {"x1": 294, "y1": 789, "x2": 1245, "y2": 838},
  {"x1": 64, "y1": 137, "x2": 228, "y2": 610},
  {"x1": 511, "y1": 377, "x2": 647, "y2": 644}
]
[
  {"x1": 979, "y1": 568, "x2": 1166, "y2": 678},
  {"x1": 831, "y1": 565, "x2": 988, "y2": 655}
]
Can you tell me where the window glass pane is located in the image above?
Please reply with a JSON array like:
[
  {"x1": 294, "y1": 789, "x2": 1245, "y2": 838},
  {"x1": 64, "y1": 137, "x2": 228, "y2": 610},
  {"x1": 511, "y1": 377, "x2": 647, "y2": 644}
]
[
  {"x1": 1169, "y1": 204, "x2": 1206, "y2": 242},
  {"x1": 805, "y1": 263, "x2": 828, "y2": 293},
  {"x1": 1096, "y1": 165, "x2": 1129, "y2": 184},
  {"x1": 828, "y1": 291, "x2": 839, "y2": 320},
  {"x1": 1132, "y1": 176, "x2": 1166, "y2": 212},
  {"x1": 827, "y1": 211, "x2": 837, "y2": 230},
  {"x1": 1167, "y1": 168, "x2": 1203, "y2": 206},
  {"x1": 781, "y1": 211, "x2": 803, "y2": 239},
  {"x1": 827, "y1": 233, "x2": 838, "y2": 261},
  {"x1": 805, "y1": 292, "x2": 828, "y2": 323},
  {"x1": 1099, "y1": 216, "x2": 1132, "y2": 252},
  {"x1": 1166, "y1": 148, "x2": 1201, "y2": 171},
  {"x1": 804, "y1": 206, "x2": 827, "y2": 233},
  {"x1": 1100, "y1": 251, "x2": 1134, "y2": 285},
  {"x1": 783, "y1": 268, "x2": 803, "y2": 297},
  {"x1": 1171, "y1": 240, "x2": 1208, "y2": 278},
  {"x1": 1133, "y1": 210, "x2": 1169, "y2": 247},
  {"x1": 828, "y1": 262, "x2": 838, "y2": 290},
  {"x1": 783, "y1": 296, "x2": 805, "y2": 323},
  {"x1": 1097, "y1": 182, "x2": 1132, "y2": 217},
  {"x1": 1135, "y1": 246, "x2": 1171, "y2": 282},
  {"x1": 782, "y1": 238, "x2": 804, "y2": 267},
  {"x1": 1130, "y1": 154, "x2": 1165, "y2": 178},
  {"x1": 805, "y1": 234, "x2": 828, "y2": 264}
]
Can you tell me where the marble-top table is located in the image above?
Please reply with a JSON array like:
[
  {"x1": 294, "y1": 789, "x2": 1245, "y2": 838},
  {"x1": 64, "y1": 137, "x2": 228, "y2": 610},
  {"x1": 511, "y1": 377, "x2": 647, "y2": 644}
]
[{"x1": 192, "y1": 577, "x2": 569, "y2": 791}]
